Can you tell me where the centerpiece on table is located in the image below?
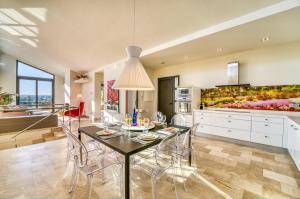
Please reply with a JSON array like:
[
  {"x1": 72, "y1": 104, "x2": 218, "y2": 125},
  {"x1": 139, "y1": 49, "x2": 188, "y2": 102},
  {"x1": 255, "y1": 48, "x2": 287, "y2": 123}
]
[{"x1": 122, "y1": 108, "x2": 155, "y2": 131}]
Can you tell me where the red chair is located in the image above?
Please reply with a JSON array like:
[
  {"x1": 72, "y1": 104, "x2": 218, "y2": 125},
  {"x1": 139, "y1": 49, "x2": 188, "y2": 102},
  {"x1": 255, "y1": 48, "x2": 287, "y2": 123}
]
[{"x1": 64, "y1": 102, "x2": 85, "y2": 117}]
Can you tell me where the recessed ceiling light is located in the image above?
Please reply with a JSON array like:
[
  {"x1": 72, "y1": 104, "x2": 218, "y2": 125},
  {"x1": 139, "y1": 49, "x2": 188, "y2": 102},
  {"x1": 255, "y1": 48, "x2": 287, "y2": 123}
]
[
  {"x1": 217, "y1": 48, "x2": 223, "y2": 53},
  {"x1": 184, "y1": 56, "x2": 189, "y2": 60},
  {"x1": 261, "y1": 37, "x2": 270, "y2": 42}
]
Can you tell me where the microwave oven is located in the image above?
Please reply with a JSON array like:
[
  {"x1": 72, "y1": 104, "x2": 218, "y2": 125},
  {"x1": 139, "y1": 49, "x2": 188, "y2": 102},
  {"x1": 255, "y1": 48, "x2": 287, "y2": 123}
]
[{"x1": 176, "y1": 87, "x2": 192, "y2": 101}]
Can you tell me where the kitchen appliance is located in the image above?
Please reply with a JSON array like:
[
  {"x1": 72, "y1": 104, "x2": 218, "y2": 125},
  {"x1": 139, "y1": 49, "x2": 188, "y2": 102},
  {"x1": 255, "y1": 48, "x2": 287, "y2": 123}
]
[
  {"x1": 175, "y1": 87, "x2": 200, "y2": 114},
  {"x1": 176, "y1": 101, "x2": 192, "y2": 114},
  {"x1": 176, "y1": 87, "x2": 192, "y2": 101},
  {"x1": 174, "y1": 87, "x2": 200, "y2": 127},
  {"x1": 216, "y1": 61, "x2": 250, "y2": 87}
]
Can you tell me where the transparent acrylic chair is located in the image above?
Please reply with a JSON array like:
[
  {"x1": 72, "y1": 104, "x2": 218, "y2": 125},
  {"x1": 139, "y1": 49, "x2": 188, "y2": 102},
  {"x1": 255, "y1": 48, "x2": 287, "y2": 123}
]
[
  {"x1": 172, "y1": 123, "x2": 200, "y2": 191},
  {"x1": 64, "y1": 125, "x2": 105, "y2": 174},
  {"x1": 64, "y1": 127, "x2": 123, "y2": 199},
  {"x1": 170, "y1": 114, "x2": 186, "y2": 126},
  {"x1": 135, "y1": 135, "x2": 180, "y2": 199}
]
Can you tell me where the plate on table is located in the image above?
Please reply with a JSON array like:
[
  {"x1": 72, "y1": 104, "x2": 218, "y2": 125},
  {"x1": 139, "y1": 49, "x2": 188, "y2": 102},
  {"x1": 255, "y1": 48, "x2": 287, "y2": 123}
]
[
  {"x1": 139, "y1": 134, "x2": 158, "y2": 141},
  {"x1": 121, "y1": 123, "x2": 155, "y2": 131},
  {"x1": 152, "y1": 121, "x2": 165, "y2": 125},
  {"x1": 96, "y1": 129, "x2": 116, "y2": 136},
  {"x1": 163, "y1": 127, "x2": 179, "y2": 133}
]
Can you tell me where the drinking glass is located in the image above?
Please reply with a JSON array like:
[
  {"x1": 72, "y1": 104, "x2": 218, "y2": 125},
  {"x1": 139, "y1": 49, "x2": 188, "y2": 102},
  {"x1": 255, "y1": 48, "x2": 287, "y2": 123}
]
[
  {"x1": 143, "y1": 118, "x2": 150, "y2": 134},
  {"x1": 161, "y1": 115, "x2": 167, "y2": 128}
]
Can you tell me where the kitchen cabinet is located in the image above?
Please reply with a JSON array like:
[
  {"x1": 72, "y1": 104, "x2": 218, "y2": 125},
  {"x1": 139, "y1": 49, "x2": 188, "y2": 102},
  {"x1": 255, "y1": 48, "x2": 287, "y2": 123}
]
[
  {"x1": 251, "y1": 132, "x2": 282, "y2": 147},
  {"x1": 194, "y1": 110, "x2": 283, "y2": 146},
  {"x1": 252, "y1": 121, "x2": 283, "y2": 135},
  {"x1": 194, "y1": 110, "x2": 251, "y2": 141},
  {"x1": 194, "y1": 110, "x2": 300, "y2": 171},
  {"x1": 287, "y1": 119, "x2": 300, "y2": 170},
  {"x1": 174, "y1": 114, "x2": 193, "y2": 127}
]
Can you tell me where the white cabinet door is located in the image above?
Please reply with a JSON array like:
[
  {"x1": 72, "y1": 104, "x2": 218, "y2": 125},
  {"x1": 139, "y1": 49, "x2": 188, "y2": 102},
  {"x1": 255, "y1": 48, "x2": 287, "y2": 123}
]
[
  {"x1": 195, "y1": 116, "x2": 223, "y2": 126},
  {"x1": 174, "y1": 114, "x2": 193, "y2": 127},
  {"x1": 226, "y1": 119, "x2": 251, "y2": 131},
  {"x1": 224, "y1": 113, "x2": 251, "y2": 121},
  {"x1": 227, "y1": 128, "x2": 251, "y2": 141},
  {"x1": 196, "y1": 124, "x2": 228, "y2": 137},
  {"x1": 287, "y1": 120, "x2": 296, "y2": 158},
  {"x1": 251, "y1": 132, "x2": 283, "y2": 147},
  {"x1": 294, "y1": 126, "x2": 300, "y2": 170},
  {"x1": 252, "y1": 121, "x2": 284, "y2": 135},
  {"x1": 252, "y1": 116, "x2": 283, "y2": 124}
]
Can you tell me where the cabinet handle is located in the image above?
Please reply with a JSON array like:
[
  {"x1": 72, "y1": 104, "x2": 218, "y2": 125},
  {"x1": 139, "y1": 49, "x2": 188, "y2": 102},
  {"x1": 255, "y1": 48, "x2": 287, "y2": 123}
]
[
  {"x1": 294, "y1": 128, "x2": 298, "y2": 130},
  {"x1": 265, "y1": 118, "x2": 268, "y2": 121},
  {"x1": 265, "y1": 124, "x2": 269, "y2": 127},
  {"x1": 290, "y1": 124, "x2": 294, "y2": 127},
  {"x1": 264, "y1": 135, "x2": 268, "y2": 138},
  {"x1": 228, "y1": 115, "x2": 232, "y2": 118},
  {"x1": 228, "y1": 120, "x2": 232, "y2": 123}
]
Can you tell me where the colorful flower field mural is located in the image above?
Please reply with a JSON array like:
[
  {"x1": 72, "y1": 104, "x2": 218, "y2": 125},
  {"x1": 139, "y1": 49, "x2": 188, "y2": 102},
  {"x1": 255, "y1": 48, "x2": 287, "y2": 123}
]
[
  {"x1": 201, "y1": 85, "x2": 300, "y2": 112},
  {"x1": 107, "y1": 80, "x2": 119, "y2": 111}
]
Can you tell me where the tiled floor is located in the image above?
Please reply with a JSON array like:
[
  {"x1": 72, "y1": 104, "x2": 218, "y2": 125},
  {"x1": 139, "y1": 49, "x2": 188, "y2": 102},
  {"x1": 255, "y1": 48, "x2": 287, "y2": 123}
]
[{"x1": 0, "y1": 121, "x2": 300, "y2": 199}]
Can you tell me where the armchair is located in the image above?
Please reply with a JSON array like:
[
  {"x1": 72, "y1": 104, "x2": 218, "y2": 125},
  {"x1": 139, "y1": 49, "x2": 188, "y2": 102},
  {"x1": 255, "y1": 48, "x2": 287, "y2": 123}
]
[{"x1": 64, "y1": 102, "x2": 85, "y2": 117}]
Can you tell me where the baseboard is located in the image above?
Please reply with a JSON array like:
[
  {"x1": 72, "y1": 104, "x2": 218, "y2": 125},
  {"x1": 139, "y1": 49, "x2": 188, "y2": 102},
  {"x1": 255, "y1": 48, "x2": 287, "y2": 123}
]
[{"x1": 196, "y1": 132, "x2": 288, "y2": 154}]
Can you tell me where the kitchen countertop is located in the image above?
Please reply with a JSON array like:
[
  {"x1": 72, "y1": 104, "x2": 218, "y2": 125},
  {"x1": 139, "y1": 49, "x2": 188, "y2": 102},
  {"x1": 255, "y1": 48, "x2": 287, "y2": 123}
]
[{"x1": 194, "y1": 108, "x2": 300, "y2": 117}]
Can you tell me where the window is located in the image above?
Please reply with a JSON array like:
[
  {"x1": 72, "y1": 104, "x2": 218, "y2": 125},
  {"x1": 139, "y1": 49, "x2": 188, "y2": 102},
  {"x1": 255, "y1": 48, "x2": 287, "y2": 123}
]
[{"x1": 17, "y1": 61, "x2": 54, "y2": 105}]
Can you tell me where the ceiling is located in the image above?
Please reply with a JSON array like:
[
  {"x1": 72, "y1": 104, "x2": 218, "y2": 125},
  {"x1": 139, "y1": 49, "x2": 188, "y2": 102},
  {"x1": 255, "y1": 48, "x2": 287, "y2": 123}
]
[
  {"x1": 141, "y1": 6, "x2": 300, "y2": 68},
  {"x1": 0, "y1": 0, "x2": 284, "y2": 76}
]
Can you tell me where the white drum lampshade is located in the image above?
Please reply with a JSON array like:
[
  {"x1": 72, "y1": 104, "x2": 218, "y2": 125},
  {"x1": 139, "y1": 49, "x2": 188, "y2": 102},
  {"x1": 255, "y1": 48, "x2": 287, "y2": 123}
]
[{"x1": 113, "y1": 46, "x2": 155, "y2": 90}]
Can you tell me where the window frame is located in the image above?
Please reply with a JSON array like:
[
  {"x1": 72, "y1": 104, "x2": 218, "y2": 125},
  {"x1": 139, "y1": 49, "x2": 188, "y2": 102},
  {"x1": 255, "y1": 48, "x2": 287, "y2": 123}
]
[{"x1": 16, "y1": 60, "x2": 55, "y2": 105}]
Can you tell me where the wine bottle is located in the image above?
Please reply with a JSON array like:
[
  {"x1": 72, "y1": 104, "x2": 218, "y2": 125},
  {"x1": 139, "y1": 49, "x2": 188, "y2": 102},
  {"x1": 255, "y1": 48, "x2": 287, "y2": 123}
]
[{"x1": 132, "y1": 108, "x2": 137, "y2": 126}]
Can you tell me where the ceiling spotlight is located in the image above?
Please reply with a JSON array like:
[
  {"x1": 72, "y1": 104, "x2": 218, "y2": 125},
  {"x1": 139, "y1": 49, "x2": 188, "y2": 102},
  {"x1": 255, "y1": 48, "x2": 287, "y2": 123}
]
[
  {"x1": 184, "y1": 56, "x2": 189, "y2": 60},
  {"x1": 217, "y1": 48, "x2": 223, "y2": 53},
  {"x1": 261, "y1": 37, "x2": 270, "y2": 42}
]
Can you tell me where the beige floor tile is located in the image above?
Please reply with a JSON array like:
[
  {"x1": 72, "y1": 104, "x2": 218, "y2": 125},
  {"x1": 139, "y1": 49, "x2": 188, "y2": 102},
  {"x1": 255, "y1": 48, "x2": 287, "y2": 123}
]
[
  {"x1": 263, "y1": 169, "x2": 298, "y2": 187},
  {"x1": 1, "y1": 119, "x2": 300, "y2": 199},
  {"x1": 281, "y1": 183, "x2": 300, "y2": 198}
]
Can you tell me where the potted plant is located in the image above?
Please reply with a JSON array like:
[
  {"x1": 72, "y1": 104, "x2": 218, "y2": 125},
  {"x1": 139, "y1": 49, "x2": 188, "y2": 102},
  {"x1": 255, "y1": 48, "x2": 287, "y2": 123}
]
[{"x1": 0, "y1": 87, "x2": 15, "y2": 106}]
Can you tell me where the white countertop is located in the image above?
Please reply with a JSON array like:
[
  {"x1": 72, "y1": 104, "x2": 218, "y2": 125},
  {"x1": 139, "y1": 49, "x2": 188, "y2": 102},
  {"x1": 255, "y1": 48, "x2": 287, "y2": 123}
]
[{"x1": 194, "y1": 108, "x2": 300, "y2": 117}]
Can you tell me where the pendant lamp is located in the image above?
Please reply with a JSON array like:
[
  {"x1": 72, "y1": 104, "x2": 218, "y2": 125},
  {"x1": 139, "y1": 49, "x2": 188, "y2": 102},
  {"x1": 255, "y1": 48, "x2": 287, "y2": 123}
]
[{"x1": 112, "y1": 0, "x2": 154, "y2": 90}]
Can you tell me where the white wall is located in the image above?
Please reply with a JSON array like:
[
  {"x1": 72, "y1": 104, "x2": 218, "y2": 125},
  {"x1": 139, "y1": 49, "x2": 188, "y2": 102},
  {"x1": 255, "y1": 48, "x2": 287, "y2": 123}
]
[
  {"x1": 90, "y1": 42, "x2": 300, "y2": 120},
  {"x1": 82, "y1": 72, "x2": 103, "y2": 120},
  {"x1": 0, "y1": 53, "x2": 65, "y2": 104},
  {"x1": 151, "y1": 42, "x2": 300, "y2": 117},
  {"x1": 152, "y1": 42, "x2": 300, "y2": 88},
  {"x1": 0, "y1": 54, "x2": 16, "y2": 95}
]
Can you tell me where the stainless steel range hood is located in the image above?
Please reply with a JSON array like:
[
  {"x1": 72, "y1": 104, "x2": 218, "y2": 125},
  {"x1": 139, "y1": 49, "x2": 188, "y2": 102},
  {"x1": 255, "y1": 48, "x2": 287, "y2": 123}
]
[{"x1": 216, "y1": 61, "x2": 250, "y2": 87}]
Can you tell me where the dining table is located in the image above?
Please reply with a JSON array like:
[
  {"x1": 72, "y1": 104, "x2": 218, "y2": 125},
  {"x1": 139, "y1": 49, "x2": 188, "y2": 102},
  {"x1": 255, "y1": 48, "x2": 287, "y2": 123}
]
[{"x1": 78, "y1": 123, "x2": 191, "y2": 199}]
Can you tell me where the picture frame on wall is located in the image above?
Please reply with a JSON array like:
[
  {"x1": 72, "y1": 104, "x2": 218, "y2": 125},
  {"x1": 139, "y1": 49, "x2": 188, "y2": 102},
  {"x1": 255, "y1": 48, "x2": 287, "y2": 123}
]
[{"x1": 106, "y1": 80, "x2": 119, "y2": 112}]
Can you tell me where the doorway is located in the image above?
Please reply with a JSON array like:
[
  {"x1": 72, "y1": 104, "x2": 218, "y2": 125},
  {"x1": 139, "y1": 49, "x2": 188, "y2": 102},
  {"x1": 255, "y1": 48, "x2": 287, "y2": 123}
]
[{"x1": 158, "y1": 76, "x2": 179, "y2": 123}]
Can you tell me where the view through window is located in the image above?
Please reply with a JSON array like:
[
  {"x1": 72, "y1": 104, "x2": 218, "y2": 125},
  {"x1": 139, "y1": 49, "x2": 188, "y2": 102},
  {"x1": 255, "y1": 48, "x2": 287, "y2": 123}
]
[{"x1": 17, "y1": 61, "x2": 54, "y2": 106}]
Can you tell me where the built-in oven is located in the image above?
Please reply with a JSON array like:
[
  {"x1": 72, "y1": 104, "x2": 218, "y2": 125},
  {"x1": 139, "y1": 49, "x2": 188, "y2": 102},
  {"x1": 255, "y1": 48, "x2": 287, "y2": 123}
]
[
  {"x1": 175, "y1": 101, "x2": 192, "y2": 114},
  {"x1": 175, "y1": 87, "x2": 193, "y2": 114}
]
